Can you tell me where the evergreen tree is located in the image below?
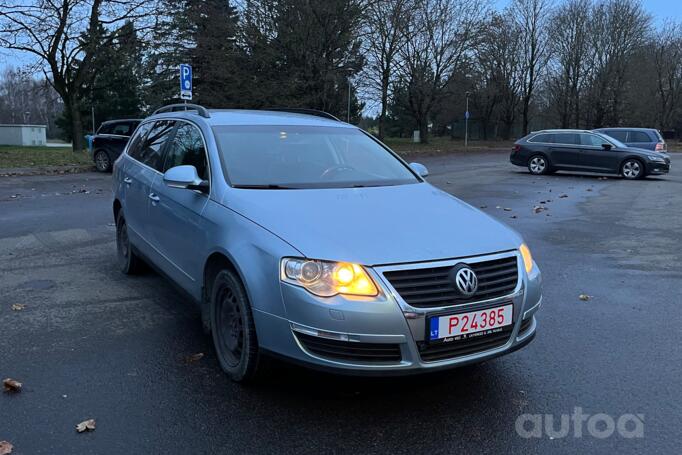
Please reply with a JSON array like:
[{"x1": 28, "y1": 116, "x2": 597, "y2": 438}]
[
  {"x1": 57, "y1": 21, "x2": 144, "y2": 138},
  {"x1": 242, "y1": 0, "x2": 365, "y2": 119},
  {"x1": 143, "y1": 0, "x2": 243, "y2": 109}
]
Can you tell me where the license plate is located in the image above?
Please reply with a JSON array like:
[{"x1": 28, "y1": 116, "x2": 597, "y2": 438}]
[{"x1": 429, "y1": 304, "x2": 513, "y2": 341}]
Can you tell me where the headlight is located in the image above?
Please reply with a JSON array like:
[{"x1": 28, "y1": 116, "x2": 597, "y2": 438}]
[
  {"x1": 647, "y1": 155, "x2": 665, "y2": 162},
  {"x1": 519, "y1": 243, "x2": 534, "y2": 274},
  {"x1": 280, "y1": 258, "x2": 379, "y2": 297}
]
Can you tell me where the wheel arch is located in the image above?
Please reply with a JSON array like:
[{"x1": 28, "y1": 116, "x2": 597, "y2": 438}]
[
  {"x1": 202, "y1": 250, "x2": 250, "y2": 334},
  {"x1": 528, "y1": 151, "x2": 551, "y2": 164},
  {"x1": 113, "y1": 199, "x2": 122, "y2": 221}
]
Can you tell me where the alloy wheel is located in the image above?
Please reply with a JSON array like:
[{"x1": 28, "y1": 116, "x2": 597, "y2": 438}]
[
  {"x1": 95, "y1": 151, "x2": 110, "y2": 172},
  {"x1": 529, "y1": 156, "x2": 546, "y2": 174},
  {"x1": 622, "y1": 160, "x2": 641, "y2": 179}
]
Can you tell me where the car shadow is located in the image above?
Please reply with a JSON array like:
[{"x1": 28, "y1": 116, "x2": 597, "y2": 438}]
[{"x1": 511, "y1": 170, "x2": 670, "y2": 181}]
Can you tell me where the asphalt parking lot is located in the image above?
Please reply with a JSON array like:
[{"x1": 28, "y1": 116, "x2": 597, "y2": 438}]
[{"x1": 1, "y1": 152, "x2": 680, "y2": 454}]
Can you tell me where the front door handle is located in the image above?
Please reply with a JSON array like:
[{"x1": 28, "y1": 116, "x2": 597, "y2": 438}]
[
  {"x1": 148, "y1": 193, "x2": 160, "y2": 203},
  {"x1": 123, "y1": 177, "x2": 132, "y2": 185}
]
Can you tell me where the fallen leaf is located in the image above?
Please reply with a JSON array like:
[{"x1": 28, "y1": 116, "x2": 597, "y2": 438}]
[
  {"x1": 586, "y1": 188, "x2": 593, "y2": 192},
  {"x1": 510, "y1": 215, "x2": 517, "y2": 219},
  {"x1": 2, "y1": 378, "x2": 22, "y2": 393},
  {"x1": 578, "y1": 294, "x2": 591, "y2": 301},
  {"x1": 185, "y1": 352, "x2": 204, "y2": 363},
  {"x1": 495, "y1": 205, "x2": 502, "y2": 209},
  {"x1": 479, "y1": 205, "x2": 487, "y2": 209},
  {"x1": 559, "y1": 194, "x2": 568, "y2": 198},
  {"x1": 11, "y1": 304, "x2": 25, "y2": 311},
  {"x1": 503, "y1": 207, "x2": 512, "y2": 212},
  {"x1": 533, "y1": 206, "x2": 545, "y2": 214},
  {"x1": 76, "y1": 419, "x2": 96, "y2": 433},
  {"x1": 0, "y1": 440, "x2": 13, "y2": 454}
]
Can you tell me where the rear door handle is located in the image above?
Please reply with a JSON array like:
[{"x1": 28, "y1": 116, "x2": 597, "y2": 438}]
[
  {"x1": 148, "y1": 193, "x2": 160, "y2": 203},
  {"x1": 123, "y1": 177, "x2": 132, "y2": 185}
]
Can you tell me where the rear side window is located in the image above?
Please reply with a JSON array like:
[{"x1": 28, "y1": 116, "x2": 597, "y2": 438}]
[
  {"x1": 529, "y1": 133, "x2": 553, "y2": 143},
  {"x1": 628, "y1": 131, "x2": 651, "y2": 142},
  {"x1": 605, "y1": 130, "x2": 628, "y2": 142},
  {"x1": 127, "y1": 122, "x2": 154, "y2": 160},
  {"x1": 111, "y1": 122, "x2": 133, "y2": 136},
  {"x1": 97, "y1": 123, "x2": 113, "y2": 135},
  {"x1": 553, "y1": 133, "x2": 579, "y2": 145},
  {"x1": 133, "y1": 121, "x2": 176, "y2": 171},
  {"x1": 163, "y1": 122, "x2": 209, "y2": 180}
]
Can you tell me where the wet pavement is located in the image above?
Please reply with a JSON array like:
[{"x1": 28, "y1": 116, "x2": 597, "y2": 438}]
[{"x1": 1, "y1": 152, "x2": 680, "y2": 454}]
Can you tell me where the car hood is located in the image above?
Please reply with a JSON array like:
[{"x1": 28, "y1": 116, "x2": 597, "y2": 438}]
[{"x1": 225, "y1": 183, "x2": 522, "y2": 265}]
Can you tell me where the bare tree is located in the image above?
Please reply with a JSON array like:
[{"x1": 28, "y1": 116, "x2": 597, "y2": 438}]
[
  {"x1": 476, "y1": 12, "x2": 524, "y2": 139},
  {"x1": 398, "y1": 0, "x2": 485, "y2": 143},
  {"x1": 651, "y1": 22, "x2": 682, "y2": 131},
  {"x1": 360, "y1": 0, "x2": 412, "y2": 140},
  {"x1": 547, "y1": 0, "x2": 590, "y2": 128},
  {"x1": 585, "y1": 0, "x2": 650, "y2": 127},
  {"x1": 0, "y1": 0, "x2": 153, "y2": 151},
  {"x1": 512, "y1": 0, "x2": 552, "y2": 135}
]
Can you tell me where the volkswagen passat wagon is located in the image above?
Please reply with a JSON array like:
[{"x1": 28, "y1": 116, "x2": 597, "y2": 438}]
[{"x1": 113, "y1": 104, "x2": 541, "y2": 382}]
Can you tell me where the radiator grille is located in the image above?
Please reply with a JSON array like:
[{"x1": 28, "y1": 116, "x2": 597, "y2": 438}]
[{"x1": 383, "y1": 256, "x2": 519, "y2": 308}]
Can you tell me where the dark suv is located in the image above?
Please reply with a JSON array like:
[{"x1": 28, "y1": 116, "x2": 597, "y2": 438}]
[
  {"x1": 510, "y1": 129, "x2": 670, "y2": 179},
  {"x1": 594, "y1": 127, "x2": 667, "y2": 152},
  {"x1": 91, "y1": 119, "x2": 141, "y2": 172}
]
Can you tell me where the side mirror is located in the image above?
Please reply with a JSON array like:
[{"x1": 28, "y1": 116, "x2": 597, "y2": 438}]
[
  {"x1": 163, "y1": 165, "x2": 208, "y2": 192},
  {"x1": 602, "y1": 143, "x2": 613, "y2": 151},
  {"x1": 410, "y1": 162, "x2": 429, "y2": 178}
]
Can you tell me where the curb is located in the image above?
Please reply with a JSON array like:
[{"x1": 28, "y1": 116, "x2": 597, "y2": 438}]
[{"x1": 0, "y1": 165, "x2": 95, "y2": 177}]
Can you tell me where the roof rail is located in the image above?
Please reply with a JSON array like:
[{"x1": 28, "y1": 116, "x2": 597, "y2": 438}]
[
  {"x1": 153, "y1": 103, "x2": 210, "y2": 118},
  {"x1": 266, "y1": 108, "x2": 340, "y2": 122}
]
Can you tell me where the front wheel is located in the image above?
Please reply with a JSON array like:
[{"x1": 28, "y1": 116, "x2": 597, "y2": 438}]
[
  {"x1": 528, "y1": 155, "x2": 550, "y2": 175},
  {"x1": 621, "y1": 159, "x2": 644, "y2": 180},
  {"x1": 210, "y1": 269, "x2": 260, "y2": 382}
]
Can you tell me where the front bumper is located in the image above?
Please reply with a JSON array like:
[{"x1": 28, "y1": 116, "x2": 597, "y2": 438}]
[
  {"x1": 645, "y1": 160, "x2": 670, "y2": 175},
  {"x1": 256, "y1": 251, "x2": 541, "y2": 375}
]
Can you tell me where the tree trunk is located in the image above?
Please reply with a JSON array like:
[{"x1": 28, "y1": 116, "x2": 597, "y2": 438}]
[
  {"x1": 378, "y1": 76, "x2": 389, "y2": 141},
  {"x1": 521, "y1": 99, "x2": 530, "y2": 136},
  {"x1": 419, "y1": 118, "x2": 428, "y2": 144},
  {"x1": 68, "y1": 97, "x2": 84, "y2": 152}
]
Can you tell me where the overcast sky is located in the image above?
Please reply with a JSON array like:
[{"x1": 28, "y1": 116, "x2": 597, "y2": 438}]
[{"x1": 1, "y1": 0, "x2": 681, "y2": 73}]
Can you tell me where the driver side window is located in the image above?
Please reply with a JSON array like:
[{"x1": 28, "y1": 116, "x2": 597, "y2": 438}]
[{"x1": 580, "y1": 134, "x2": 605, "y2": 147}]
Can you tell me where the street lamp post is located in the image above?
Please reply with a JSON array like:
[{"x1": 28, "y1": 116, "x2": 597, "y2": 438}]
[
  {"x1": 465, "y1": 91, "x2": 471, "y2": 152},
  {"x1": 347, "y1": 77, "x2": 351, "y2": 123}
]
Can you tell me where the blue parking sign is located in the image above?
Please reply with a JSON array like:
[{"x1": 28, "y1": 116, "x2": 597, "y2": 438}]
[{"x1": 180, "y1": 64, "x2": 192, "y2": 100}]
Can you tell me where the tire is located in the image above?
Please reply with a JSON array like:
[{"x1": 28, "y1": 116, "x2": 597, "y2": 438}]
[
  {"x1": 94, "y1": 150, "x2": 112, "y2": 172},
  {"x1": 210, "y1": 269, "x2": 260, "y2": 382},
  {"x1": 621, "y1": 159, "x2": 644, "y2": 180},
  {"x1": 528, "y1": 155, "x2": 550, "y2": 175},
  {"x1": 116, "y1": 212, "x2": 144, "y2": 274}
]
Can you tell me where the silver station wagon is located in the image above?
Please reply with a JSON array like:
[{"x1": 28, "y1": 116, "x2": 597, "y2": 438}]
[{"x1": 113, "y1": 104, "x2": 542, "y2": 382}]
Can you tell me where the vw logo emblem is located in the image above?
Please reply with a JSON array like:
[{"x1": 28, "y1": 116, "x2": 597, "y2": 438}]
[{"x1": 450, "y1": 264, "x2": 478, "y2": 297}]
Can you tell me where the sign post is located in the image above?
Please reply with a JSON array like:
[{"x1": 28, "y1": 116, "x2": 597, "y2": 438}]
[
  {"x1": 464, "y1": 91, "x2": 471, "y2": 152},
  {"x1": 180, "y1": 64, "x2": 192, "y2": 101}
]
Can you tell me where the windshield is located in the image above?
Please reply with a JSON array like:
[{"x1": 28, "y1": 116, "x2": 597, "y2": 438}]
[
  {"x1": 212, "y1": 125, "x2": 420, "y2": 189},
  {"x1": 597, "y1": 132, "x2": 627, "y2": 148}
]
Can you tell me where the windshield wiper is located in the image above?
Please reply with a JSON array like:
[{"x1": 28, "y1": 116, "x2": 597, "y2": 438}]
[{"x1": 232, "y1": 184, "x2": 298, "y2": 189}]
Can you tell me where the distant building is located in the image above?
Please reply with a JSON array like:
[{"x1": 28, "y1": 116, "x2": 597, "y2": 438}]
[{"x1": 0, "y1": 124, "x2": 47, "y2": 146}]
